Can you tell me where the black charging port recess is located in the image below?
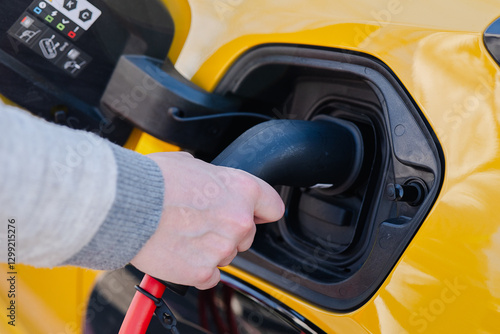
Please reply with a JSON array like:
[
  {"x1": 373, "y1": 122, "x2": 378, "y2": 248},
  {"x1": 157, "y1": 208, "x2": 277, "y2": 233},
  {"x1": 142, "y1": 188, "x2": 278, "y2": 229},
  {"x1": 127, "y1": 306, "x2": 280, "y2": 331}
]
[{"x1": 215, "y1": 45, "x2": 443, "y2": 311}]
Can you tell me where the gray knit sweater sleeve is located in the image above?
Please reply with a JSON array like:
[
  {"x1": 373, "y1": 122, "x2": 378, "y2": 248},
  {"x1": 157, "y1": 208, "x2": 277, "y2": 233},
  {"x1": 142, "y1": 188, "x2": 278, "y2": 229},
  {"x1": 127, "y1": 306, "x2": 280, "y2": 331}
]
[{"x1": 0, "y1": 102, "x2": 164, "y2": 270}]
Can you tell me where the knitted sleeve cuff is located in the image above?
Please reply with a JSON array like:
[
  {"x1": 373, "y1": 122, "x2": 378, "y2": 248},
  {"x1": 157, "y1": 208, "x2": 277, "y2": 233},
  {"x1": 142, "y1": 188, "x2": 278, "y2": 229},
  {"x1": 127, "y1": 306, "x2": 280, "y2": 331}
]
[{"x1": 63, "y1": 144, "x2": 164, "y2": 270}]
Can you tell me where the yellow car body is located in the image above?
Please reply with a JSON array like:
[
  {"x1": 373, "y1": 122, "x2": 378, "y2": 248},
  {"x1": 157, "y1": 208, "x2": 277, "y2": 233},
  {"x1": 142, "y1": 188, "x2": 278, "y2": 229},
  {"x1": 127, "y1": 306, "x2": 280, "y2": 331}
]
[
  {"x1": 2, "y1": 0, "x2": 500, "y2": 333},
  {"x1": 170, "y1": 1, "x2": 500, "y2": 331}
]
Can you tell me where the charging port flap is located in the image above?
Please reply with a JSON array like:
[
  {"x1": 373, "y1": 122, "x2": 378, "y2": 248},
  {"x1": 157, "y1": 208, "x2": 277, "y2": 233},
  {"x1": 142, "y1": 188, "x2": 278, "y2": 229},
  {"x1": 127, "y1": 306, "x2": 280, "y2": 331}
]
[{"x1": 214, "y1": 45, "x2": 443, "y2": 311}]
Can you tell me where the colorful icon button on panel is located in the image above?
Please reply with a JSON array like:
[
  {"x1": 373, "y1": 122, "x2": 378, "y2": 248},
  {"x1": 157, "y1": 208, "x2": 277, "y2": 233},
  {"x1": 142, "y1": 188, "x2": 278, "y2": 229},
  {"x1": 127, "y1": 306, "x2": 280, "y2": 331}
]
[
  {"x1": 43, "y1": 0, "x2": 102, "y2": 31},
  {"x1": 28, "y1": 1, "x2": 88, "y2": 41}
]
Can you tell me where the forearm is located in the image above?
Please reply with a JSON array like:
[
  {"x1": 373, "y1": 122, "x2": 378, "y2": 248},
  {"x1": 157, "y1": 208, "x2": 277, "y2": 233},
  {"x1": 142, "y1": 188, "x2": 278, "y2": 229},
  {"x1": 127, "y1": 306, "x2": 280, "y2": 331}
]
[{"x1": 0, "y1": 102, "x2": 164, "y2": 269}]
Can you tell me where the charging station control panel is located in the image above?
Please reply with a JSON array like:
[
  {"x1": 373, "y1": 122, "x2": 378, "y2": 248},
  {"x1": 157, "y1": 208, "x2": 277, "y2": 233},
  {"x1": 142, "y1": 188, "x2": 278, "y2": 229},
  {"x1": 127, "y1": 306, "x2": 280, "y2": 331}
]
[{"x1": 8, "y1": 0, "x2": 101, "y2": 77}]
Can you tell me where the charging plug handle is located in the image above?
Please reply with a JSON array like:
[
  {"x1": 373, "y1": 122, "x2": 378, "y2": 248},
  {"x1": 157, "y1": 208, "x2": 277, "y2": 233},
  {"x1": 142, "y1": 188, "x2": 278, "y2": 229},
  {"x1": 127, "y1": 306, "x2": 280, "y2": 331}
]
[{"x1": 212, "y1": 118, "x2": 364, "y2": 191}]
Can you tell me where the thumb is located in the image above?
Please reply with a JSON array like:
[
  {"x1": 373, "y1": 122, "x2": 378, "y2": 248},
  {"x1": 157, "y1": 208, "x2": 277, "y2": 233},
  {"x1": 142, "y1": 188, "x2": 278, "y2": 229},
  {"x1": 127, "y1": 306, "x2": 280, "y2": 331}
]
[{"x1": 251, "y1": 176, "x2": 285, "y2": 224}]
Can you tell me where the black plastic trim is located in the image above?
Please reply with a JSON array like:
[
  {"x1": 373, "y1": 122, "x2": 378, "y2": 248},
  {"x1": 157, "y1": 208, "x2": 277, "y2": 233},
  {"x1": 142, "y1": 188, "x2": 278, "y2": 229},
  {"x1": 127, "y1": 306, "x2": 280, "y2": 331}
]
[
  {"x1": 220, "y1": 271, "x2": 327, "y2": 334},
  {"x1": 215, "y1": 44, "x2": 445, "y2": 311}
]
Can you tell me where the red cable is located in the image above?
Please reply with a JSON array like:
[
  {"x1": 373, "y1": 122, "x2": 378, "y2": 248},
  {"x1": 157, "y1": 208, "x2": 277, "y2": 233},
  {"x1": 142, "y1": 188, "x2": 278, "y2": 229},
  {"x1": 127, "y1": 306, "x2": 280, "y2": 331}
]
[{"x1": 119, "y1": 274, "x2": 166, "y2": 334}]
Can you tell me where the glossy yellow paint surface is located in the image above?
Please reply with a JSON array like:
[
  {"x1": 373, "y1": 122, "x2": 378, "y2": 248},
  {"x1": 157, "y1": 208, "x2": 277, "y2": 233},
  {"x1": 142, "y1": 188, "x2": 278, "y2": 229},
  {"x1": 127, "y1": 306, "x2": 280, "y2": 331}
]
[
  {"x1": 124, "y1": 128, "x2": 181, "y2": 154},
  {"x1": 173, "y1": 0, "x2": 500, "y2": 333},
  {"x1": 160, "y1": 0, "x2": 192, "y2": 63},
  {"x1": 0, "y1": 265, "x2": 100, "y2": 334}
]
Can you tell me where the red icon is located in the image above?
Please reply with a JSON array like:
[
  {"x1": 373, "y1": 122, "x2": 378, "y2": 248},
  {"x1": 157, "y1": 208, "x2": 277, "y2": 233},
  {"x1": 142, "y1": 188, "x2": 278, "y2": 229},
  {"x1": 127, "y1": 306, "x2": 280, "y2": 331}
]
[{"x1": 68, "y1": 31, "x2": 76, "y2": 39}]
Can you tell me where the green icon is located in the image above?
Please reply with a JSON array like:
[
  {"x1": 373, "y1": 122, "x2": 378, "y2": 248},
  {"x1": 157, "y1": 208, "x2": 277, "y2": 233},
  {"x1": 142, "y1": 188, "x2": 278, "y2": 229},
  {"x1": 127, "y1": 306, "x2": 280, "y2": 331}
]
[
  {"x1": 45, "y1": 15, "x2": 54, "y2": 23},
  {"x1": 57, "y1": 23, "x2": 65, "y2": 31}
]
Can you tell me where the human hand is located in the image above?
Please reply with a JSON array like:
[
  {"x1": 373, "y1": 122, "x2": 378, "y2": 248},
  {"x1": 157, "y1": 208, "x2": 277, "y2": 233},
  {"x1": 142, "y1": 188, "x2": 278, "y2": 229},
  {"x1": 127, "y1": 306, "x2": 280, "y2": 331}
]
[{"x1": 130, "y1": 152, "x2": 285, "y2": 290}]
